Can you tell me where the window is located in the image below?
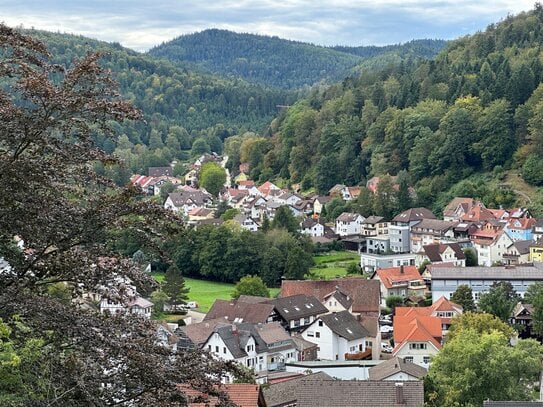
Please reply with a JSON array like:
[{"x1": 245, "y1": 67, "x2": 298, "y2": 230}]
[
  {"x1": 409, "y1": 343, "x2": 427, "y2": 350},
  {"x1": 318, "y1": 320, "x2": 323, "y2": 327},
  {"x1": 215, "y1": 346, "x2": 219, "y2": 353},
  {"x1": 423, "y1": 356, "x2": 431, "y2": 364},
  {"x1": 404, "y1": 356, "x2": 414, "y2": 363},
  {"x1": 307, "y1": 331, "x2": 314, "y2": 337},
  {"x1": 315, "y1": 332, "x2": 320, "y2": 338},
  {"x1": 208, "y1": 345, "x2": 211, "y2": 351},
  {"x1": 223, "y1": 347, "x2": 226, "y2": 354}
]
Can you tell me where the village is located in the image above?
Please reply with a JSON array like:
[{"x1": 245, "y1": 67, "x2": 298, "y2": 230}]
[{"x1": 98, "y1": 153, "x2": 543, "y2": 406}]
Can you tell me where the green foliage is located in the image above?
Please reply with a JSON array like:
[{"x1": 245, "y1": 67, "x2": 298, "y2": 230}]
[
  {"x1": 450, "y1": 285, "x2": 476, "y2": 312},
  {"x1": 522, "y1": 153, "x2": 543, "y2": 186},
  {"x1": 385, "y1": 295, "x2": 404, "y2": 313},
  {"x1": 149, "y1": 29, "x2": 446, "y2": 89},
  {"x1": 199, "y1": 162, "x2": 226, "y2": 196},
  {"x1": 478, "y1": 282, "x2": 520, "y2": 322},
  {"x1": 159, "y1": 182, "x2": 177, "y2": 202},
  {"x1": 232, "y1": 275, "x2": 270, "y2": 299},
  {"x1": 524, "y1": 283, "x2": 543, "y2": 336},
  {"x1": 162, "y1": 266, "x2": 190, "y2": 308},
  {"x1": 221, "y1": 208, "x2": 240, "y2": 221},
  {"x1": 150, "y1": 290, "x2": 170, "y2": 315},
  {"x1": 271, "y1": 206, "x2": 300, "y2": 234},
  {"x1": 447, "y1": 311, "x2": 515, "y2": 341},
  {"x1": 426, "y1": 328, "x2": 541, "y2": 406},
  {"x1": 463, "y1": 247, "x2": 478, "y2": 267}
]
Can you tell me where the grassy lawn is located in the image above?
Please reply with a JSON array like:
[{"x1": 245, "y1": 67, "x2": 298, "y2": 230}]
[
  {"x1": 310, "y1": 251, "x2": 361, "y2": 280},
  {"x1": 151, "y1": 273, "x2": 279, "y2": 312}
]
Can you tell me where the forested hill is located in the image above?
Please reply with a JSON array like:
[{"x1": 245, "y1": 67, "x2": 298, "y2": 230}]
[
  {"x1": 239, "y1": 5, "x2": 543, "y2": 214},
  {"x1": 147, "y1": 29, "x2": 447, "y2": 89},
  {"x1": 24, "y1": 29, "x2": 294, "y2": 176}
]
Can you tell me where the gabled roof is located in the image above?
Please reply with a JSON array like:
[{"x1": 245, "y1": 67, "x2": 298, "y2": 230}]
[
  {"x1": 204, "y1": 299, "x2": 275, "y2": 324},
  {"x1": 513, "y1": 240, "x2": 532, "y2": 255},
  {"x1": 249, "y1": 322, "x2": 293, "y2": 346},
  {"x1": 317, "y1": 311, "x2": 369, "y2": 340},
  {"x1": 180, "y1": 383, "x2": 265, "y2": 407},
  {"x1": 422, "y1": 243, "x2": 466, "y2": 262},
  {"x1": 363, "y1": 215, "x2": 385, "y2": 225},
  {"x1": 431, "y1": 296, "x2": 462, "y2": 313},
  {"x1": 301, "y1": 218, "x2": 322, "y2": 229},
  {"x1": 411, "y1": 219, "x2": 458, "y2": 233},
  {"x1": 179, "y1": 318, "x2": 232, "y2": 346},
  {"x1": 374, "y1": 266, "x2": 423, "y2": 289},
  {"x1": 148, "y1": 166, "x2": 173, "y2": 177},
  {"x1": 347, "y1": 186, "x2": 361, "y2": 198},
  {"x1": 265, "y1": 379, "x2": 424, "y2": 407},
  {"x1": 262, "y1": 372, "x2": 333, "y2": 407},
  {"x1": 280, "y1": 278, "x2": 380, "y2": 314},
  {"x1": 443, "y1": 197, "x2": 479, "y2": 218},
  {"x1": 431, "y1": 264, "x2": 543, "y2": 280},
  {"x1": 212, "y1": 325, "x2": 256, "y2": 358},
  {"x1": 368, "y1": 356, "x2": 427, "y2": 381},
  {"x1": 393, "y1": 315, "x2": 442, "y2": 353},
  {"x1": 392, "y1": 207, "x2": 436, "y2": 223},
  {"x1": 336, "y1": 212, "x2": 363, "y2": 223},
  {"x1": 188, "y1": 207, "x2": 213, "y2": 217},
  {"x1": 462, "y1": 205, "x2": 496, "y2": 222},
  {"x1": 323, "y1": 287, "x2": 353, "y2": 310},
  {"x1": 329, "y1": 184, "x2": 346, "y2": 194},
  {"x1": 168, "y1": 191, "x2": 211, "y2": 207},
  {"x1": 506, "y1": 217, "x2": 536, "y2": 231},
  {"x1": 314, "y1": 195, "x2": 331, "y2": 204},
  {"x1": 269, "y1": 294, "x2": 328, "y2": 321},
  {"x1": 511, "y1": 302, "x2": 534, "y2": 319}
]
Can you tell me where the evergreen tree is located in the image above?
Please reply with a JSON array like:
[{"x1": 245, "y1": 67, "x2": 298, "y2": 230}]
[
  {"x1": 162, "y1": 266, "x2": 190, "y2": 309},
  {"x1": 450, "y1": 285, "x2": 476, "y2": 312}
]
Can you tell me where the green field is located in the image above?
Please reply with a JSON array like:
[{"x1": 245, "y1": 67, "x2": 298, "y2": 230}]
[
  {"x1": 309, "y1": 251, "x2": 361, "y2": 280},
  {"x1": 151, "y1": 273, "x2": 279, "y2": 312}
]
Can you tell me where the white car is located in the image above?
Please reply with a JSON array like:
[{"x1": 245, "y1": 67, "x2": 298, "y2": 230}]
[
  {"x1": 381, "y1": 343, "x2": 393, "y2": 353},
  {"x1": 380, "y1": 325, "x2": 394, "y2": 333}
]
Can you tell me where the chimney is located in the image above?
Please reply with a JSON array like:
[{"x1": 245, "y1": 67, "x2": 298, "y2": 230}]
[{"x1": 395, "y1": 382, "x2": 404, "y2": 405}]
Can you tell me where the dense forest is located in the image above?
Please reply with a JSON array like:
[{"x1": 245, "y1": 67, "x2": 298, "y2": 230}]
[
  {"x1": 148, "y1": 29, "x2": 446, "y2": 89},
  {"x1": 24, "y1": 30, "x2": 294, "y2": 178},
  {"x1": 235, "y1": 5, "x2": 543, "y2": 215}
]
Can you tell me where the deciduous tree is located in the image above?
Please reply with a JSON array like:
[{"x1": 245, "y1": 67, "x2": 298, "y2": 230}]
[{"x1": 232, "y1": 275, "x2": 270, "y2": 299}]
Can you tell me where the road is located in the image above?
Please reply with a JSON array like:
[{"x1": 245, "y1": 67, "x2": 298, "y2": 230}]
[{"x1": 220, "y1": 155, "x2": 231, "y2": 188}]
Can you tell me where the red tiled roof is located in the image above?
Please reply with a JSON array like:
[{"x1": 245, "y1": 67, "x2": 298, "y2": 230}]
[
  {"x1": 375, "y1": 266, "x2": 423, "y2": 289},
  {"x1": 462, "y1": 205, "x2": 496, "y2": 222},
  {"x1": 179, "y1": 383, "x2": 263, "y2": 407},
  {"x1": 393, "y1": 314, "x2": 442, "y2": 353}
]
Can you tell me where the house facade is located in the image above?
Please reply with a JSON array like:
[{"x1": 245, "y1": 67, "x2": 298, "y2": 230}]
[
  {"x1": 335, "y1": 212, "x2": 365, "y2": 236},
  {"x1": 371, "y1": 265, "x2": 426, "y2": 306}
]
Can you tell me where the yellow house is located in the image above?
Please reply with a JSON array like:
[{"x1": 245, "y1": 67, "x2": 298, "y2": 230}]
[
  {"x1": 529, "y1": 240, "x2": 543, "y2": 262},
  {"x1": 234, "y1": 172, "x2": 248, "y2": 183}
]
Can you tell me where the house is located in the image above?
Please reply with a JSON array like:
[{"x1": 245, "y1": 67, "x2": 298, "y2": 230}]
[
  {"x1": 258, "y1": 181, "x2": 281, "y2": 197},
  {"x1": 389, "y1": 208, "x2": 437, "y2": 254},
  {"x1": 238, "y1": 179, "x2": 255, "y2": 190},
  {"x1": 530, "y1": 239, "x2": 543, "y2": 263},
  {"x1": 280, "y1": 278, "x2": 381, "y2": 318},
  {"x1": 505, "y1": 218, "x2": 536, "y2": 242},
  {"x1": 392, "y1": 312, "x2": 442, "y2": 368},
  {"x1": 461, "y1": 205, "x2": 497, "y2": 223},
  {"x1": 322, "y1": 287, "x2": 353, "y2": 313},
  {"x1": 164, "y1": 191, "x2": 212, "y2": 215},
  {"x1": 300, "y1": 218, "x2": 325, "y2": 237},
  {"x1": 416, "y1": 243, "x2": 466, "y2": 267},
  {"x1": 443, "y1": 197, "x2": 481, "y2": 221},
  {"x1": 234, "y1": 172, "x2": 249, "y2": 184},
  {"x1": 180, "y1": 383, "x2": 266, "y2": 407},
  {"x1": 263, "y1": 375, "x2": 424, "y2": 407},
  {"x1": 365, "y1": 235, "x2": 391, "y2": 254},
  {"x1": 371, "y1": 266, "x2": 426, "y2": 306},
  {"x1": 275, "y1": 192, "x2": 300, "y2": 206},
  {"x1": 222, "y1": 188, "x2": 249, "y2": 205},
  {"x1": 156, "y1": 322, "x2": 179, "y2": 350},
  {"x1": 504, "y1": 240, "x2": 532, "y2": 265},
  {"x1": 533, "y1": 219, "x2": 543, "y2": 242},
  {"x1": 187, "y1": 207, "x2": 214, "y2": 223},
  {"x1": 361, "y1": 216, "x2": 388, "y2": 237},
  {"x1": 328, "y1": 184, "x2": 346, "y2": 198},
  {"x1": 233, "y1": 214, "x2": 259, "y2": 232},
  {"x1": 396, "y1": 296, "x2": 463, "y2": 335},
  {"x1": 100, "y1": 296, "x2": 154, "y2": 319},
  {"x1": 313, "y1": 196, "x2": 330, "y2": 215},
  {"x1": 301, "y1": 311, "x2": 369, "y2": 361},
  {"x1": 267, "y1": 294, "x2": 329, "y2": 333},
  {"x1": 239, "y1": 162, "x2": 250, "y2": 174},
  {"x1": 148, "y1": 166, "x2": 173, "y2": 177},
  {"x1": 410, "y1": 219, "x2": 458, "y2": 253},
  {"x1": 130, "y1": 174, "x2": 156, "y2": 195},
  {"x1": 290, "y1": 336, "x2": 318, "y2": 362},
  {"x1": 360, "y1": 252, "x2": 417, "y2": 274},
  {"x1": 508, "y1": 207, "x2": 533, "y2": 219},
  {"x1": 366, "y1": 175, "x2": 398, "y2": 194},
  {"x1": 341, "y1": 186, "x2": 361, "y2": 201},
  {"x1": 335, "y1": 212, "x2": 365, "y2": 236},
  {"x1": 148, "y1": 175, "x2": 183, "y2": 196},
  {"x1": 368, "y1": 356, "x2": 427, "y2": 381},
  {"x1": 483, "y1": 401, "x2": 543, "y2": 407},
  {"x1": 471, "y1": 227, "x2": 514, "y2": 266},
  {"x1": 509, "y1": 302, "x2": 536, "y2": 339},
  {"x1": 178, "y1": 317, "x2": 232, "y2": 349},
  {"x1": 204, "y1": 299, "x2": 276, "y2": 324},
  {"x1": 430, "y1": 264, "x2": 543, "y2": 302}
]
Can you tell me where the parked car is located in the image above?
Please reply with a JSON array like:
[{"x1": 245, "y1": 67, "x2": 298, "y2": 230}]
[
  {"x1": 381, "y1": 343, "x2": 393, "y2": 353},
  {"x1": 380, "y1": 325, "x2": 394, "y2": 333}
]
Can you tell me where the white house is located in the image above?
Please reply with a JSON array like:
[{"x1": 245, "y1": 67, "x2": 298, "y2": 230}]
[
  {"x1": 389, "y1": 208, "x2": 436, "y2": 254},
  {"x1": 335, "y1": 212, "x2": 365, "y2": 236},
  {"x1": 233, "y1": 214, "x2": 259, "y2": 232},
  {"x1": 301, "y1": 311, "x2": 369, "y2": 361},
  {"x1": 100, "y1": 296, "x2": 153, "y2": 319},
  {"x1": 471, "y1": 229, "x2": 513, "y2": 266},
  {"x1": 164, "y1": 190, "x2": 212, "y2": 215},
  {"x1": 368, "y1": 356, "x2": 427, "y2": 381},
  {"x1": 409, "y1": 219, "x2": 458, "y2": 254},
  {"x1": 301, "y1": 218, "x2": 325, "y2": 237}
]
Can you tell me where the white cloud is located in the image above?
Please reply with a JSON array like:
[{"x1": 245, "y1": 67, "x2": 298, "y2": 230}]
[{"x1": 0, "y1": 0, "x2": 536, "y2": 51}]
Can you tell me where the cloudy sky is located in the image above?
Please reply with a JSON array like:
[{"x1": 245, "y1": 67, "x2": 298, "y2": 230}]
[{"x1": 1, "y1": 1, "x2": 536, "y2": 51}]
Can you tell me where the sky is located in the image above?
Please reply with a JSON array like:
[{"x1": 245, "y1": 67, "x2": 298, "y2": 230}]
[{"x1": 1, "y1": 1, "x2": 536, "y2": 52}]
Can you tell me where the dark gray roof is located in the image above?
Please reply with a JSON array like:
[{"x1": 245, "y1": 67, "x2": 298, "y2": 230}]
[
  {"x1": 369, "y1": 356, "x2": 427, "y2": 380},
  {"x1": 514, "y1": 240, "x2": 533, "y2": 255},
  {"x1": 301, "y1": 218, "x2": 319, "y2": 229},
  {"x1": 423, "y1": 243, "x2": 466, "y2": 262},
  {"x1": 148, "y1": 166, "x2": 173, "y2": 177},
  {"x1": 262, "y1": 372, "x2": 333, "y2": 407},
  {"x1": 336, "y1": 212, "x2": 362, "y2": 222},
  {"x1": 317, "y1": 311, "x2": 369, "y2": 340},
  {"x1": 363, "y1": 215, "x2": 385, "y2": 224},
  {"x1": 265, "y1": 379, "x2": 424, "y2": 407},
  {"x1": 213, "y1": 325, "x2": 248, "y2": 359},
  {"x1": 411, "y1": 219, "x2": 458, "y2": 233},
  {"x1": 167, "y1": 190, "x2": 211, "y2": 206},
  {"x1": 269, "y1": 294, "x2": 328, "y2": 321},
  {"x1": 324, "y1": 288, "x2": 353, "y2": 309},
  {"x1": 237, "y1": 295, "x2": 270, "y2": 304},
  {"x1": 204, "y1": 299, "x2": 275, "y2": 324},
  {"x1": 431, "y1": 264, "x2": 543, "y2": 280},
  {"x1": 392, "y1": 207, "x2": 436, "y2": 223}
]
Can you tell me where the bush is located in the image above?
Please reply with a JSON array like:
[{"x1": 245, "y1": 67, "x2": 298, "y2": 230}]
[{"x1": 522, "y1": 154, "x2": 543, "y2": 186}]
